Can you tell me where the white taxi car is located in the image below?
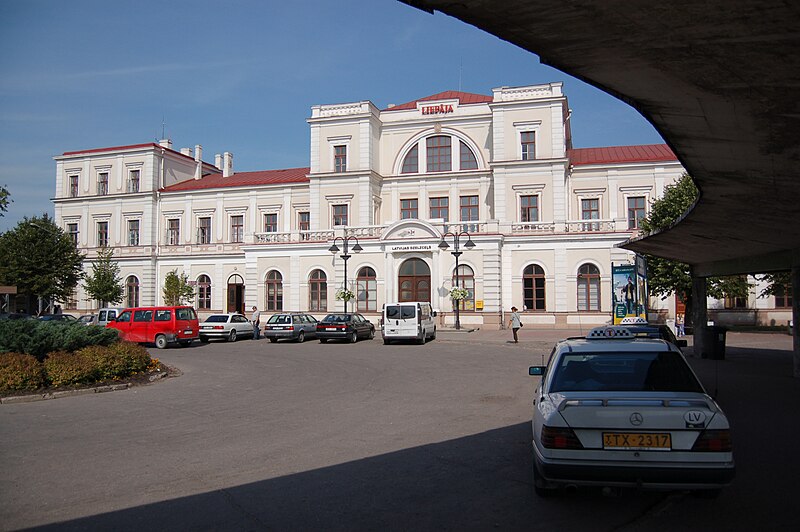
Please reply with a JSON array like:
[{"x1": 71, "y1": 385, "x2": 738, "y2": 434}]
[{"x1": 529, "y1": 326, "x2": 735, "y2": 496}]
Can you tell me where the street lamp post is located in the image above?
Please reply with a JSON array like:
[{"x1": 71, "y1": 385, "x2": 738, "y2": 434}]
[
  {"x1": 438, "y1": 231, "x2": 475, "y2": 330},
  {"x1": 328, "y1": 235, "x2": 363, "y2": 312}
]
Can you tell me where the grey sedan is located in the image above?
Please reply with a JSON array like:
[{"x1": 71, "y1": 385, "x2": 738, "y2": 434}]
[{"x1": 199, "y1": 313, "x2": 255, "y2": 342}]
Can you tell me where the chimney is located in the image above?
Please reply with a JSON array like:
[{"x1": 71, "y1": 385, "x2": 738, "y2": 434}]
[
  {"x1": 223, "y1": 152, "x2": 233, "y2": 177},
  {"x1": 215, "y1": 154, "x2": 222, "y2": 170},
  {"x1": 159, "y1": 139, "x2": 173, "y2": 149},
  {"x1": 181, "y1": 147, "x2": 193, "y2": 157},
  {"x1": 194, "y1": 144, "x2": 203, "y2": 180}
]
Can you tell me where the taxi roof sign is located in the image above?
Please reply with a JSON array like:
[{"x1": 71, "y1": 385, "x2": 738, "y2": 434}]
[{"x1": 586, "y1": 326, "x2": 636, "y2": 339}]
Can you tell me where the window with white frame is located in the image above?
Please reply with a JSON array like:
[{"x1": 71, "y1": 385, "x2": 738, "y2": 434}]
[
  {"x1": 127, "y1": 219, "x2": 140, "y2": 246},
  {"x1": 577, "y1": 263, "x2": 601, "y2": 311},
  {"x1": 263, "y1": 213, "x2": 278, "y2": 232},
  {"x1": 97, "y1": 172, "x2": 109, "y2": 196},
  {"x1": 166, "y1": 218, "x2": 180, "y2": 245},
  {"x1": 69, "y1": 175, "x2": 79, "y2": 197},
  {"x1": 127, "y1": 169, "x2": 140, "y2": 193},
  {"x1": 334, "y1": 145, "x2": 347, "y2": 172},
  {"x1": 581, "y1": 198, "x2": 600, "y2": 231},
  {"x1": 97, "y1": 221, "x2": 109, "y2": 247},
  {"x1": 332, "y1": 204, "x2": 348, "y2": 226},
  {"x1": 197, "y1": 217, "x2": 211, "y2": 244},
  {"x1": 197, "y1": 275, "x2": 212, "y2": 310},
  {"x1": 230, "y1": 215, "x2": 244, "y2": 243},
  {"x1": 627, "y1": 196, "x2": 647, "y2": 229},
  {"x1": 67, "y1": 223, "x2": 79, "y2": 245},
  {"x1": 521, "y1": 131, "x2": 536, "y2": 160}
]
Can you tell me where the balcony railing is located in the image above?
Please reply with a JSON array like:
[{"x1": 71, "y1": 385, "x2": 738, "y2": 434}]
[
  {"x1": 510, "y1": 221, "x2": 557, "y2": 234},
  {"x1": 565, "y1": 219, "x2": 616, "y2": 233}
]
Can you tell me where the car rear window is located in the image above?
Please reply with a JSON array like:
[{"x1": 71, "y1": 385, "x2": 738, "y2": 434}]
[
  {"x1": 322, "y1": 314, "x2": 351, "y2": 323},
  {"x1": 205, "y1": 315, "x2": 228, "y2": 323},
  {"x1": 176, "y1": 308, "x2": 196, "y2": 320},
  {"x1": 268, "y1": 315, "x2": 291, "y2": 324},
  {"x1": 550, "y1": 352, "x2": 703, "y2": 393},
  {"x1": 386, "y1": 305, "x2": 415, "y2": 320}
]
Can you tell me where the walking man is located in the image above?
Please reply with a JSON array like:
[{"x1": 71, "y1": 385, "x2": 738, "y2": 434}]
[
  {"x1": 509, "y1": 306, "x2": 522, "y2": 343},
  {"x1": 251, "y1": 306, "x2": 261, "y2": 340}
]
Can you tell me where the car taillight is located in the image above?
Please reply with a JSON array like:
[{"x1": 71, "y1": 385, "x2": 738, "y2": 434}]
[
  {"x1": 213, "y1": 326, "x2": 224, "y2": 330},
  {"x1": 541, "y1": 426, "x2": 584, "y2": 449},
  {"x1": 691, "y1": 429, "x2": 732, "y2": 452}
]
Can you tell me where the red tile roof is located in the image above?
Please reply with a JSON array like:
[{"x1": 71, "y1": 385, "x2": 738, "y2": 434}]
[
  {"x1": 568, "y1": 144, "x2": 677, "y2": 166},
  {"x1": 384, "y1": 90, "x2": 493, "y2": 111},
  {"x1": 61, "y1": 142, "x2": 217, "y2": 169},
  {"x1": 161, "y1": 167, "x2": 310, "y2": 192}
]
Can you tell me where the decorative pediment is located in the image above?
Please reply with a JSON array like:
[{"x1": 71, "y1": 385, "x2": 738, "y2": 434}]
[{"x1": 381, "y1": 219, "x2": 442, "y2": 241}]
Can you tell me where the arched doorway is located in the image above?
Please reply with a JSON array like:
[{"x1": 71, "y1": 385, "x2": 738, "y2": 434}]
[
  {"x1": 398, "y1": 258, "x2": 431, "y2": 302},
  {"x1": 227, "y1": 274, "x2": 245, "y2": 314}
]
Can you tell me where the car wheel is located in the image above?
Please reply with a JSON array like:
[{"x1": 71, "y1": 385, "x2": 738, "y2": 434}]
[
  {"x1": 155, "y1": 335, "x2": 168, "y2": 349},
  {"x1": 228, "y1": 329, "x2": 237, "y2": 342},
  {"x1": 350, "y1": 330, "x2": 358, "y2": 343},
  {"x1": 297, "y1": 331, "x2": 305, "y2": 343},
  {"x1": 368, "y1": 328, "x2": 375, "y2": 340},
  {"x1": 199, "y1": 336, "x2": 209, "y2": 343},
  {"x1": 431, "y1": 327, "x2": 437, "y2": 340},
  {"x1": 417, "y1": 332, "x2": 425, "y2": 345},
  {"x1": 269, "y1": 338, "x2": 278, "y2": 343},
  {"x1": 319, "y1": 338, "x2": 328, "y2": 343}
]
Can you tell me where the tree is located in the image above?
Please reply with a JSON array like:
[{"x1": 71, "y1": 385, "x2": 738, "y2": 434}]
[
  {"x1": 0, "y1": 214, "x2": 85, "y2": 311},
  {"x1": 0, "y1": 185, "x2": 10, "y2": 216},
  {"x1": 83, "y1": 247, "x2": 123, "y2": 307},
  {"x1": 163, "y1": 269, "x2": 194, "y2": 306},
  {"x1": 639, "y1": 174, "x2": 751, "y2": 325}
]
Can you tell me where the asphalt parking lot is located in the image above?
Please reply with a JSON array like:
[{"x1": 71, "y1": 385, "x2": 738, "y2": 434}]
[{"x1": 1, "y1": 329, "x2": 798, "y2": 531}]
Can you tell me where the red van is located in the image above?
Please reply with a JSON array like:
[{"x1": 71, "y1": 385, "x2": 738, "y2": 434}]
[{"x1": 107, "y1": 306, "x2": 199, "y2": 348}]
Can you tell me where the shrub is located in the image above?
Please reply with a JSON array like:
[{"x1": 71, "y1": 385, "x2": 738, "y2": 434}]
[
  {"x1": 0, "y1": 320, "x2": 119, "y2": 360},
  {"x1": 107, "y1": 341, "x2": 151, "y2": 375},
  {"x1": 44, "y1": 350, "x2": 98, "y2": 387},
  {"x1": 0, "y1": 352, "x2": 46, "y2": 391}
]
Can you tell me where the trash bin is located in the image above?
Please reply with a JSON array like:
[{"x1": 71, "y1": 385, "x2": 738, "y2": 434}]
[{"x1": 700, "y1": 326, "x2": 727, "y2": 360}]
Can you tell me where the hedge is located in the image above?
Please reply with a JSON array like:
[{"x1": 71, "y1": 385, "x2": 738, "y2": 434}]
[
  {"x1": 0, "y1": 352, "x2": 46, "y2": 391},
  {"x1": 0, "y1": 320, "x2": 119, "y2": 361}
]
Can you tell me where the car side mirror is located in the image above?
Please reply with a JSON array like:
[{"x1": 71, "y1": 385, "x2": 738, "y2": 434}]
[
  {"x1": 529, "y1": 366, "x2": 546, "y2": 376},
  {"x1": 432, "y1": 311, "x2": 437, "y2": 317}
]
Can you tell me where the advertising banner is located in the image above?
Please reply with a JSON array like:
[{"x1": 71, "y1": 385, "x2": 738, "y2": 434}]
[{"x1": 612, "y1": 259, "x2": 647, "y2": 324}]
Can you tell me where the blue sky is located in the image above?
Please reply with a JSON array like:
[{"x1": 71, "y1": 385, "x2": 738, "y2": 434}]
[{"x1": 0, "y1": 0, "x2": 664, "y2": 231}]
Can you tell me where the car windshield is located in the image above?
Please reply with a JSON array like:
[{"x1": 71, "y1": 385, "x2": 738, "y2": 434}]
[
  {"x1": 205, "y1": 315, "x2": 229, "y2": 323},
  {"x1": 550, "y1": 352, "x2": 703, "y2": 393},
  {"x1": 322, "y1": 314, "x2": 351, "y2": 323},
  {"x1": 386, "y1": 305, "x2": 415, "y2": 320},
  {"x1": 268, "y1": 315, "x2": 291, "y2": 324}
]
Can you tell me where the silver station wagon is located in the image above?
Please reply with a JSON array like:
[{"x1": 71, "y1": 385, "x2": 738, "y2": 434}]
[{"x1": 529, "y1": 326, "x2": 735, "y2": 497}]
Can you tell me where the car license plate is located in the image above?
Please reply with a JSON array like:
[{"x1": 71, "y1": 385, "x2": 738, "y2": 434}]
[{"x1": 603, "y1": 432, "x2": 671, "y2": 450}]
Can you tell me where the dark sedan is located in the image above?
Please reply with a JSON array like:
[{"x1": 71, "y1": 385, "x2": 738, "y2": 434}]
[{"x1": 315, "y1": 313, "x2": 375, "y2": 343}]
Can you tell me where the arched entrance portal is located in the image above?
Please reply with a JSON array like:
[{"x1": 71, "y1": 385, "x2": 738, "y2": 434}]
[
  {"x1": 398, "y1": 258, "x2": 431, "y2": 302},
  {"x1": 227, "y1": 274, "x2": 245, "y2": 314}
]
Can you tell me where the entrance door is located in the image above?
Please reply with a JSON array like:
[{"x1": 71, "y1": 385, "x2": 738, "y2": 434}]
[
  {"x1": 227, "y1": 274, "x2": 245, "y2": 314},
  {"x1": 398, "y1": 258, "x2": 431, "y2": 302}
]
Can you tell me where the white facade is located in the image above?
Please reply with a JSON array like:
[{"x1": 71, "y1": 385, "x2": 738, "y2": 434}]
[{"x1": 57, "y1": 82, "x2": 779, "y2": 329}]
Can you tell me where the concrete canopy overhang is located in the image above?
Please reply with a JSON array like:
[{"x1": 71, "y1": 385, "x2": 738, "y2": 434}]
[{"x1": 403, "y1": 0, "x2": 800, "y2": 277}]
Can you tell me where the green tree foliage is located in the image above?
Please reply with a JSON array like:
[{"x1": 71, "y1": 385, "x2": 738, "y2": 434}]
[
  {"x1": 638, "y1": 174, "x2": 751, "y2": 323},
  {"x1": 0, "y1": 214, "x2": 85, "y2": 304},
  {"x1": 0, "y1": 185, "x2": 10, "y2": 216},
  {"x1": 0, "y1": 319, "x2": 119, "y2": 360},
  {"x1": 83, "y1": 247, "x2": 123, "y2": 307},
  {"x1": 757, "y1": 272, "x2": 791, "y2": 298},
  {"x1": 162, "y1": 269, "x2": 194, "y2": 306}
]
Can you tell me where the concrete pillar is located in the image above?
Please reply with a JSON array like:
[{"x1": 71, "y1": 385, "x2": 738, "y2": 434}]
[
  {"x1": 792, "y1": 265, "x2": 799, "y2": 378},
  {"x1": 691, "y1": 272, "x2": 708, "y2": 357}
]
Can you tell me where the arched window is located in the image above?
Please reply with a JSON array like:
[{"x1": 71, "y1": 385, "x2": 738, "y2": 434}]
[
  {"x1": 577, "y1": 264, "x2": 601, "y2": 311},
  {"x1": 126, "y1": 275, "x2": 139, "y2": 308},
  {"x1": 401, "y1": 144, "x2": 418, "y2": 174},
  {"x1": 265, "y1": 270, "x2": 283, "y2": 311},
  {"x1": 357, "y1": 267, "x2": 377, "y2": 312},
  {"x1": 523, "y1": 265, "x2": 546, "y2": 311},
  {"x1": 309, "y1": 269, "x2": 327, "y2": 312},
  {"x1": 452, "y1": 264, "x2": 475, "y2": 311},
  {"x1": 197, "y1": 275, "x2": 211, "y2": 310},
  {"x1": 459, "y1": 141, "x2": 478, "y2": 170}
]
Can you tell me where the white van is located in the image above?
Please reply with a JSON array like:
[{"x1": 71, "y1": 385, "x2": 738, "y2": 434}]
[
  {"x1": 382, "y1": 302, "x2": 437, "y2": 345},
  {"x1": 96, "y1": 307, "x2": 125, "y2": 328}
]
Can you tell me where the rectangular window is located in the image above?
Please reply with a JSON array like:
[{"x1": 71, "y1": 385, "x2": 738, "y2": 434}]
[
  {"x1": 127, "y1": 169, "x2": 140, "y2": 193},
  {"x1": 430, "y1": 197, "x2": 449, "y2": 220},
  {"x1": 263, "y1": 213, "x2": 278, "y2": 232},
  {"x1": 97, "y1": 221, "x2": 109, "y2": 247},
  {"x1": 127, "y1": 219, "x2": 140, "y2": 246},
  {"x1": 334, "y1": 145, "x2": 347, "y2": 172},
  {"x1": 230, "y1": 215, "x2": 244, "y2": 243},
  {"x1": 298, "y1": 211, "x2": 310, "y2": 231},
  {"x1": 460, "y1": 195, "x2": 479, "y2": 221},
  {"x1": 581, "y1": 198, "x2": 600, "y2": 231},
  {"x1": 67, "y1": 223, "x2": 79, "y2": 245},
  {"x1": 426, "y1": 136, "x2": 452, "y2": 172},
  {"x1": 521, "y1": 131, "x2": 536, "y2": 160},
  {"x1": 97, "y1": 172, "x2": 109, "y2": 195},
  {"x1": 400, "y1": 198, "x2": 418, "y2": 219},
  {"x1": 332, "y1": 204, "x2": 348, "y2": 226},
  {"x1": 520, "y1": 195, "x2": 539, "y2": 222},
  {"x1": 167, "y1": 218, "x2": 180, "y2": 245},
  {"x1": 69, "y1": 175, "x2": 79, "y2": 197},
  {"x1": 775, "y1": 284, "x2": 793, "y2": 309},
  {"x1": 197, "y1": 217, "x2": 211, "y2": 244},
  {"x1": 627, "y1": 196, "x2": 646, "y2": 229}
]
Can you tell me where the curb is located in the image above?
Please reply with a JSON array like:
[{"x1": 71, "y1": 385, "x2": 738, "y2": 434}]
[{"x1": 0, "y1": 368, "x2": 170, "y2": 405}]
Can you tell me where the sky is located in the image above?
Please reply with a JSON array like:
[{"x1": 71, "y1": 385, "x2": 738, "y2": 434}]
[{"x1": 0, "y1": 0, "x2": 664, "y2": 232}]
